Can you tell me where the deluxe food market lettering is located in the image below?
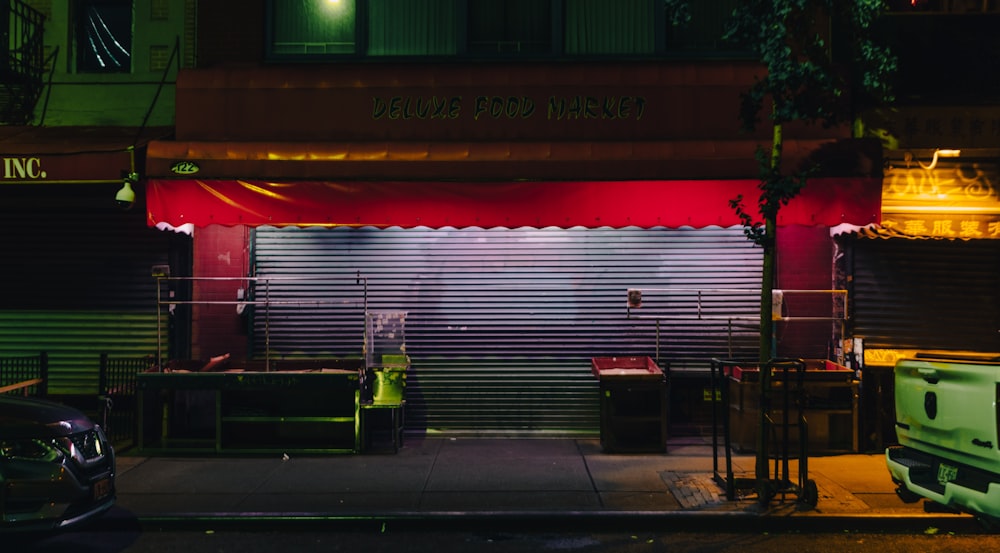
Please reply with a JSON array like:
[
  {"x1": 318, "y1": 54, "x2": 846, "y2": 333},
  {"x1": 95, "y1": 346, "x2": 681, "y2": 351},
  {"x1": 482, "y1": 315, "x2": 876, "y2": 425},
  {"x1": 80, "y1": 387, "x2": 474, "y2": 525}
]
[
  {"x1": 547, "y1": 95, "x2": 645, "y2": 120},
  {"x1": 371, "y1": 94, "x2": 646, "y2": 121},
  {"x1": 371, "y1": 96, "x2": 462, "y2": 120},
  {"x1": 472, "y1": 96, "x2": 535, "y2": 120}
]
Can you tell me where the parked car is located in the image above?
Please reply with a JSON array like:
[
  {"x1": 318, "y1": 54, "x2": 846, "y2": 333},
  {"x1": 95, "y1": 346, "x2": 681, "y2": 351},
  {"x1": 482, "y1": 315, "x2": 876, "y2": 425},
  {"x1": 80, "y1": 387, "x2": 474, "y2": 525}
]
[
  {"x1": 886, "y1": 352, "x2": 1000, "y2": 528},
  {"x1": 1, "y1": 395, "x2": 115, "y2": 532}
]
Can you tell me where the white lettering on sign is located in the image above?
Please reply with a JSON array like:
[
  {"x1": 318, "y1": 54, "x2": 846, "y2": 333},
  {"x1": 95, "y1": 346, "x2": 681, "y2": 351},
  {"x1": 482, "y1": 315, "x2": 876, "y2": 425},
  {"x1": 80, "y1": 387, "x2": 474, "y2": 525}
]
[{"x1": 2, "y1": 157, "x2": 46, "y2": 179}]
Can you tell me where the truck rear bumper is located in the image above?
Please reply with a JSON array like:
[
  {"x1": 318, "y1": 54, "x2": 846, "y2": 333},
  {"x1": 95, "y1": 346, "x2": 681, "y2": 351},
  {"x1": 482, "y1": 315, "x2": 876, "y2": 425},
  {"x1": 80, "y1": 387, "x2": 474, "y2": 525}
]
[{"x1": 887, "y1": 445, "x2": 1000, "y2": 520}]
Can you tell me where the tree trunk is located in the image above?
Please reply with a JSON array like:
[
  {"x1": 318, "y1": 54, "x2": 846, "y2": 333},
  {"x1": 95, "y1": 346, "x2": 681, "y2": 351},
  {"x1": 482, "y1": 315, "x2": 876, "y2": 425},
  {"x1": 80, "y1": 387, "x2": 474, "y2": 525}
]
[{"x1": 755, "y1": 120, "x2": 782, "y2": 490}]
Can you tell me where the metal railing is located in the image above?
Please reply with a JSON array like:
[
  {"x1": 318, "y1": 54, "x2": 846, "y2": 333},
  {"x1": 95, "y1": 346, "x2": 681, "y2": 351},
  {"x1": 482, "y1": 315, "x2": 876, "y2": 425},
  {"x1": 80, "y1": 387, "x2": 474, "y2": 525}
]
[
  {"x1": 0, "y1": 352, "x2": 48, "y2": 396},
  {"x1": 98, "y1": 353, "x2": 153, "y2": 449},
  {"x1": 624, "y1": 288, "x2": 848, "y2": 362},
  {"x1": 1, "y1": 1, "x2": 45, "y2": 124},
  {"x1": 155, "y1": 275, "x2": 368, "y2": 371}
]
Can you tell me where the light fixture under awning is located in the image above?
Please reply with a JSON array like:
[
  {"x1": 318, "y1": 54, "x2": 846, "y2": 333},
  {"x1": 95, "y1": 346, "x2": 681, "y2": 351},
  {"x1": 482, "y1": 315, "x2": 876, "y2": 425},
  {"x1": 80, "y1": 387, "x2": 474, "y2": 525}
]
[{"x1": 146, "y1": 177, "x2": 881, "y2": 230}]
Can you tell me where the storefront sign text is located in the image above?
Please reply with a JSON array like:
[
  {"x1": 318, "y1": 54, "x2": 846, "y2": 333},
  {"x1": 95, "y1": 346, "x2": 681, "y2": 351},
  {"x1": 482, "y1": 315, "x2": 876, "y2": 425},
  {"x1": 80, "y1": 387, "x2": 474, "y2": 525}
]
[
  {"x1": 882, "y1": 163, "x2": 1000, "y2": 238},
  {"x1": 372, "y1": 96, "x2": 462, "y2": 120},
  {"x1": 899, "y1": 112, "x2": 1000, "y2": 148},
  {"x1": 884, "y1": 166, "x2": 997, "y2": 203},
  {"x1": 881, "y1": 217, "x2": 1000, "y2": 238},
  {"x1": 2, "y1": 157, "x2": 46, "y2": 180},
  {"x1": 864, "y1": 348, "x2": 917, "y2": 367},
  {"x1": 371, "y1": 94, "x2": 646, "y2": 122},
  {"x1": 872, "y1": 106, "x2": 1000, "y2": 149}
]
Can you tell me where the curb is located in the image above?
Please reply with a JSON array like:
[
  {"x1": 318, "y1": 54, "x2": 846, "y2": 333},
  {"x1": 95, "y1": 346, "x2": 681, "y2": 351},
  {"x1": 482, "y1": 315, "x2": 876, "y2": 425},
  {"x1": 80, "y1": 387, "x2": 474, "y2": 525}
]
[{"x1": 87, "y1": 508, "x2": 985, "y2": 535}]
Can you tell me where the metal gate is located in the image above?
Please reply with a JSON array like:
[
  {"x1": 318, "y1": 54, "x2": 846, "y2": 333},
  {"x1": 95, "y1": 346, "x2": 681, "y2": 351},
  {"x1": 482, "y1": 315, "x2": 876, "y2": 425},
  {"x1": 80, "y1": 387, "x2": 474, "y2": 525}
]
[
  {"x1": 850, "y1": 235, "x2": 1000, "y2": 352},
  {"x1": 0, "y1": 185, "x2": 177, "y2": 395},
  {"x1": 252, "y1": 226, "x2": 763, "y2": 436}
]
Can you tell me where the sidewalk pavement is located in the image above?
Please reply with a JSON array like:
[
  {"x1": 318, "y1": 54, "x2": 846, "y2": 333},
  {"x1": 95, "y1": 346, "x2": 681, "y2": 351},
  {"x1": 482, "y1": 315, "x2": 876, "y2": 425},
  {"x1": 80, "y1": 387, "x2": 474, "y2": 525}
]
[{"x1": 109, "y1": 436, "x2": 976, "y2": 531}]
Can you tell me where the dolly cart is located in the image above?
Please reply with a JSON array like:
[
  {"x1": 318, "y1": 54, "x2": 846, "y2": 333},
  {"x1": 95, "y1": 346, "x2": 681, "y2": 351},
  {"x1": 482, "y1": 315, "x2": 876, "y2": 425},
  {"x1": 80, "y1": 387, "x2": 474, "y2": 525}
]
[{"x1": 710, "y1": 358, "x2": 818, "y2": 509}]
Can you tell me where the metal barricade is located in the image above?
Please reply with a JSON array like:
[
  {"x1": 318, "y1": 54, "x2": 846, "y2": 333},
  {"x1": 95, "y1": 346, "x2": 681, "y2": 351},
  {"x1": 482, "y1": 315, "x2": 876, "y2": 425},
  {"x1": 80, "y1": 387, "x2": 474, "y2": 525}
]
[
  {"x1": 0, "y1": 352, "x2": 48, "y2": 396},
  {"x1": 99, "y1": 353, "x2": 153, "y2": 449}
]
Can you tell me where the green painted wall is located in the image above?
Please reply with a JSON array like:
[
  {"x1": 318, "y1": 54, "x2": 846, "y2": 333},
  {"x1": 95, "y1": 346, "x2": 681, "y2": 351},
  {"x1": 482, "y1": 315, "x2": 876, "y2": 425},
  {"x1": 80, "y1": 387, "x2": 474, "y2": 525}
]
[
  {"x1": 27, "y1": 0, "x2": 189, "y2": 126},
  {"x1": 0, "y1": 310, "x2": 165, "y2": 394}
]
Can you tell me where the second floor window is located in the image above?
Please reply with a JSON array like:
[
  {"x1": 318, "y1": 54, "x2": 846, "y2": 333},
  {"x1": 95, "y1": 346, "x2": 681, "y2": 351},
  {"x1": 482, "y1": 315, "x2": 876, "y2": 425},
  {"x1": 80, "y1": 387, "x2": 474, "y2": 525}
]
[
  {"x1": 265, "y1": 0, "x2": 746, "y2": 61},
  {"x1": 564, "y1": 0, "x2": 656, "y2": 55},
  {"x1": 467, "y1": 0, "x2": 552, "y2": 55},
  {"x1": 272, "y1": 0, "x2": 358, "y2": 55},
  {"x1": 667, "y1": 0, "x2": 739, "y2": 53},
  {"x1": 368, "y1": 0, "x2": 457, "y2": 56},
  {"x1": 75, "y1": 0, "x2": 132, "y2": 73}
]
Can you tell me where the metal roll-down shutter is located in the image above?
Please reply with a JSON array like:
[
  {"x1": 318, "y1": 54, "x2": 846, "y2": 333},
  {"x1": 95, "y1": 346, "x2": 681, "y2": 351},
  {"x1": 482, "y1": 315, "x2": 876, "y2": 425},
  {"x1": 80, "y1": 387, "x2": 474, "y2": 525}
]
[{"x1": 253, "y1": 226, "x2": 762, "y2": 436}]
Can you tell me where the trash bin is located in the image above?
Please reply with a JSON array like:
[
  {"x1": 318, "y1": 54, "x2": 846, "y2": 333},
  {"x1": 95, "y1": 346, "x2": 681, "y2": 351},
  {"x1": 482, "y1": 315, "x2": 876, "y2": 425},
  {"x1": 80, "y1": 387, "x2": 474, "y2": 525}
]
[
  {"x1": 591, "y1": 356, "x2": 668, "y2": 453},
  {"x1": 370, "y1": 354, "x2": 408, "y2": 406}
]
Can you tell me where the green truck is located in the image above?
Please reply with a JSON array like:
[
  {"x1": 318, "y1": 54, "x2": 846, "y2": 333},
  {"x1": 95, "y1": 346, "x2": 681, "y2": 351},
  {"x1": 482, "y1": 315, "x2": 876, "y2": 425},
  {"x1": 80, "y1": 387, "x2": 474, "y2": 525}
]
[{"x1": 886, "y1": 352, "x2": 1000, "y2": 527}]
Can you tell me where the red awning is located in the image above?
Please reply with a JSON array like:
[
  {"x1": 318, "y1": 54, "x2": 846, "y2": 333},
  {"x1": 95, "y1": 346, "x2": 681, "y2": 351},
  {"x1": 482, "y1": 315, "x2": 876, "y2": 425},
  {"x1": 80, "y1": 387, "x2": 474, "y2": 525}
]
[
  {"x1": 146, "y1": 178, "x2": 881, "y2": 230},
  {"x1": 145, "y1": 138, "x2": 860, "y2": 181}
]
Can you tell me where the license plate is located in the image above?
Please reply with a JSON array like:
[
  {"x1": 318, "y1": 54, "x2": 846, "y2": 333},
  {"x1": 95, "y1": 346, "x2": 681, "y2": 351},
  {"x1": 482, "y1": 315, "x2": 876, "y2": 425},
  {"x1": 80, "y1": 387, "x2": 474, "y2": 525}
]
[
  {"x1": 92, "y1": 478, "x2": 112, "y2": 500},
  {"x1": 937, "y1": 462, "x2": 959, "y2": 485}
]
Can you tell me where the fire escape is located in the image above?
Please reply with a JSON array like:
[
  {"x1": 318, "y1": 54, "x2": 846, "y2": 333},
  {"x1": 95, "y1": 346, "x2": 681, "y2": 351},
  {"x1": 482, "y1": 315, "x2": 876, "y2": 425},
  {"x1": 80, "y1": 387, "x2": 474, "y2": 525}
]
[{"x1": 1, "y1": 1, "x2": 45, "y2": 125}]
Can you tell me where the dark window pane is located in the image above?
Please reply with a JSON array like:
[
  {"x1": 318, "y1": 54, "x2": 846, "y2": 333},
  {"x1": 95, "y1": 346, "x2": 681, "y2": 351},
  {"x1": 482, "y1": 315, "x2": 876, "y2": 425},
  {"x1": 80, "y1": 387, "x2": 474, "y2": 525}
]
[
  {"x1": 75, "y1": 0, "x2": 132, "y2": 72},
  {"x1": 368, "y1": 0, "x2": 457, "y2": 56},
  {"x1": 667, "y1": 0, "x2": 740, "y2": 53},
  {"x1": 564, "y1": 0, "x2": 655, "y2": 55},
  {"x1": 468, "y1": 0, "x2": 552, "y2": 55}
]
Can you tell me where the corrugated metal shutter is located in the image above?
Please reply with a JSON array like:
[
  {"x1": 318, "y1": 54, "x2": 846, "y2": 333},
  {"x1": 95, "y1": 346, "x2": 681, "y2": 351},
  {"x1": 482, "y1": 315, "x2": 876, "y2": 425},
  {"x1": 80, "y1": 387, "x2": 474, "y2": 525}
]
[
  {"x1": 252, "y1": 226, "x2": 763, "y2": 436},
  {"x1": 850, "y1": 236, "x2": 1000, "y2": 352},
  {"x1": 0, "y1": 185, "x2": 175, "y2": 394}
]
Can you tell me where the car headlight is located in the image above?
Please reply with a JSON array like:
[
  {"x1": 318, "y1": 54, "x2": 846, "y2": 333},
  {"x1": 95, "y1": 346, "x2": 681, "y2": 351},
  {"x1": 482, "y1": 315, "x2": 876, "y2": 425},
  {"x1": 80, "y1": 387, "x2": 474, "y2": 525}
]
[
  {"x1": 67, "y1": 428, "x2": 107, "y2": 460},
  {"x1": 0, "y1": 438, "x2": 63, "y2": 462}
]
